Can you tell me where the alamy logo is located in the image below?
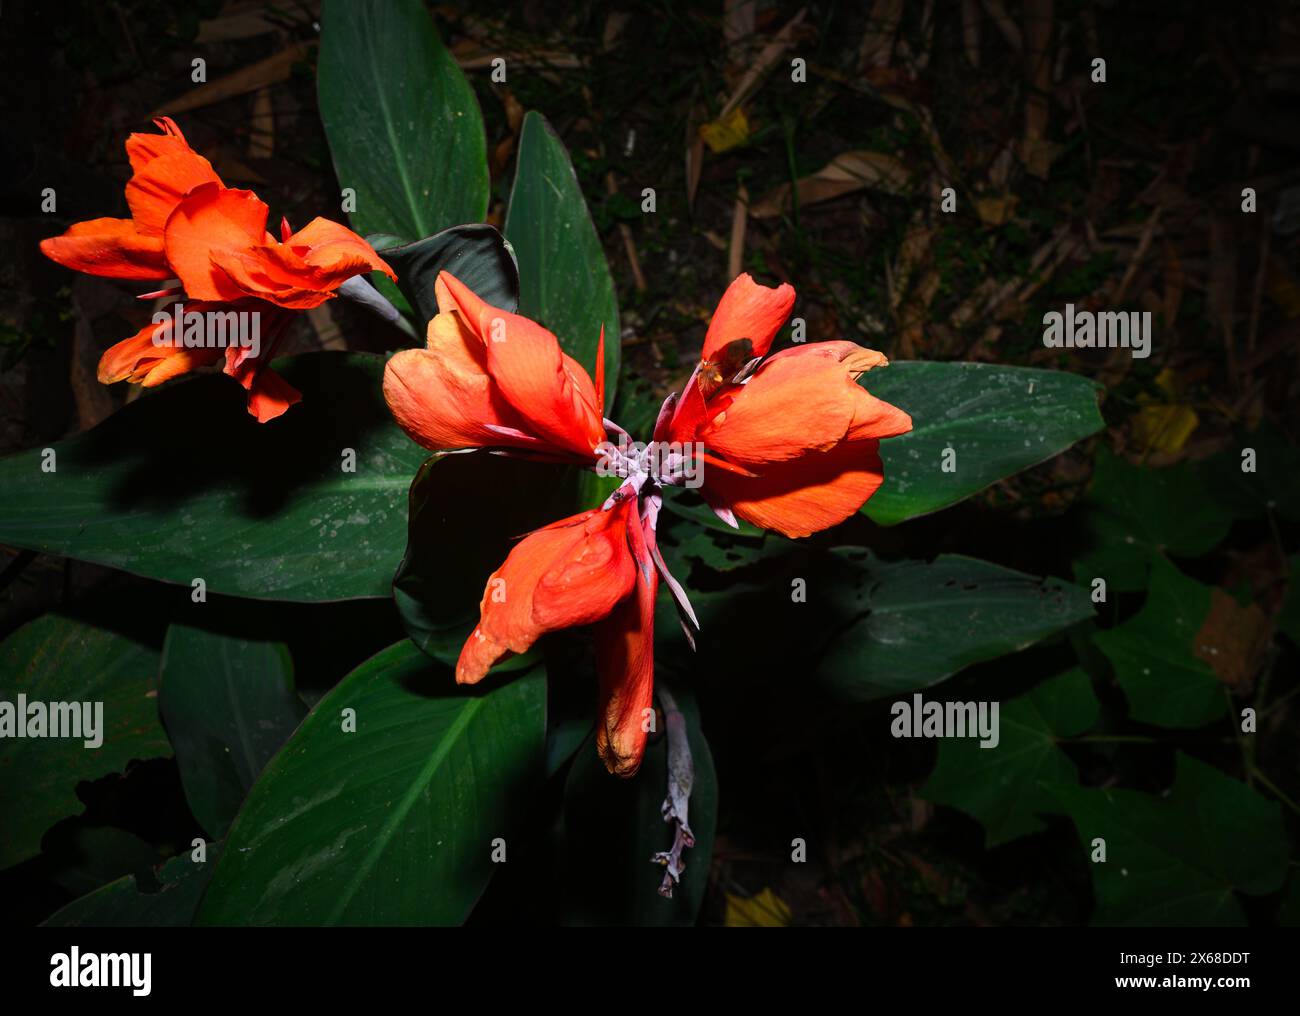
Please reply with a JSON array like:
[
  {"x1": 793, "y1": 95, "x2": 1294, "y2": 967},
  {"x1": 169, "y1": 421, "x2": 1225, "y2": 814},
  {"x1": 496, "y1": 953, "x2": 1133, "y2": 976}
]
[
  {"x1": 152, "y1": 302, "x2": 261, "y2": 358},
  {"x1": 50, "y1": 948, "x2": 151, "y2": 996},
  {"x1": 1042, "y1": 303, "x2": 1151, "y2": 359},
  {"x1": 0, "y1": 696, "x2": 103, "y2": 748},
  {"x1": 890, "y1": 693, "x2": 1000, "y2": 748}
]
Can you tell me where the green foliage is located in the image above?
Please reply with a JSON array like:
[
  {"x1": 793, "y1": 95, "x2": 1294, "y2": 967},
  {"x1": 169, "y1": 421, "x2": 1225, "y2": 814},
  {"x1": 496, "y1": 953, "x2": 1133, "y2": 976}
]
[
  {"x1": 0, "y1": 354, "x2": 426, "y2": 602},
  {"x1": 1074, "y1": 448, "x2": 1232, "y2": 592},
  {"x1": 160, "y1": 626, "x2": 305, "y2": 839},
  {"x1": 0, "y1": 615, "x2": 168, "y2": 870},
  {"x1": 923, "y1": 668, "x2": 1100, "y2": 847},
  {"x1": 196, "y1": 642, "x2": 545, "y2": 926},
  {"x1": 43, "y1": 846, "x2": 221, "y2": 928},
  {"x1": 317, "y1": 0, "x2": 488, "y2": 241},
  {"x1": 505, "y1": 112, "x2": 620, "y2": 410},
  {"x1": 1091, "y1": 557, "x2": 1226, "y2": 728},
  {"x1": 377, "y1": 224, "x2": 519, "y2": 331},
  {"x1": 860, "y1": 362, "x2": 1104, "y2": 526},
  {"x1": 561, "y1": 688, "x2": 717, "y2": 926},
  {"x1": 1050, "y1": 754, "x2": 1288, "y2": 926}
]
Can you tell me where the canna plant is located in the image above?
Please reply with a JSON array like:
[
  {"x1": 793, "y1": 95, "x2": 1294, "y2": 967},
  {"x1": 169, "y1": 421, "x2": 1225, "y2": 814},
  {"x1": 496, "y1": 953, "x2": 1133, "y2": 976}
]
[
  {"x1": 2, "y1": 0, "x2": 1160, "y2": 928},
  {"x1": 384, "y1": 271, "x2": 913, "y2": 786}
]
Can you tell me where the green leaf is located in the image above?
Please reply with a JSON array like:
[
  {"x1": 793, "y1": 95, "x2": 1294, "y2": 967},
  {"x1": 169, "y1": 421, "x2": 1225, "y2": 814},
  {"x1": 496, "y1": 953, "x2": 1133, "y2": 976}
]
[
  {"x1": 859, "y1": 362, "x2": 1104, "y2": 526},
  {"x1": 379, "y1": 224, "x2": 519, "y2": 332},
  {"x1": 0, "y1": 353, "x2": 426, "y2": 602},
  {"x1": 660, "y1": 489, "x2": 766, "y2": 538},
  {"x1": 1198, "y1": 422, "x2": 1300, "y2": 522},
  {"x1": 1074, "y1": 448, "x2": 1233, "y2": 592},
  {"x1": 814, "y1": 550, "x2": 1094, "y2": 700},
  {"x1": 393, "y1": 453, "x2": 586, "y2": 666},
  {"x1": 922, "y1": 668, "x2": 1099, "y2": 847},
  {"x1": 195, "y1": 641, "x2": 545, "y2": 926},
  {"x1": 1091, "y1": 556, "x2": 1226, "y2": 728},
  {"x1": 317, "y1": 0, "x2": 488, "y2": 241},
  {"x1": 159, "y1": 626, "x2": 305, "y2": 839},
  {"x1": 0, "y1": 614, "x2": 168, "y2": 871},
  {"x1": 43, "y1": 846, "x2": 221, "y2": 927},
  {"x1": 1049, "y1": 753, "x2": 1288, "y2": 925},
  {"x1": 505, "y1": 111, "x2": 619, "y2": 410},
  {"x1": 560, "y1": 687, "x2": 717, "y2": 926}
]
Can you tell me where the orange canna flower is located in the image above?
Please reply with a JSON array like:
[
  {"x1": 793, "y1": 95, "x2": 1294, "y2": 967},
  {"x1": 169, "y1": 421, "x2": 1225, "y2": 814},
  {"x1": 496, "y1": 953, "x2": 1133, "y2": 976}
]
[
  {"x1": 383, "y1": 271, "x2": 606, "y2": 462},
  {"x1": 40, "y1": 117, "x2": 395, "y2": 421},
  {"x1": 657, "y1": 273, "x2": 913, "y2": 537},
  {"x1": 385, "y1": 270, "x2": 910, "y2": 779}
]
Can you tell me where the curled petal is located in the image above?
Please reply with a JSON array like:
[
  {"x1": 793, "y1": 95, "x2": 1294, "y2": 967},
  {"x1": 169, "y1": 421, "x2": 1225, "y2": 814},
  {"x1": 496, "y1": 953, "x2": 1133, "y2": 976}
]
[
  {"x1": 595, "y1": 511, "x2": 658, "y2": 777},
  {"x1": 701, "y1": 341, "x2": 911, "y2": 464},
  {"x1": 124, "y1": 116, "x2": 200, "y2": 174},
  {"x1": 96, "y1": 302, "x2": 226, "y2": 386},
  {"x1": 40, "y1": 218, "x2": 170, "y2": 280},
  {"x1": 163, "y1": 183, "x2": 270, "y2": 301},
  {"x1": 383, "y1": 312, "x2": 535, "y2": 452},
  {"x1": 700, "y1": 272, "x2": 795, "y2": 363},
  {"x1": 437, "y1": 272, "x2": 605, "y2": 459},
  {"x1": 126, "y1": 151, "x2": 222, "y2": 238},
  {"x1": 221, "y1": 312, "x2": 301, "y2": 423},
  {"x1": 212, "y1": 217, "x2": 397, "y2": 309},
  {"x1": 456, "y1": 504, "x2": 637, "y2": 685}
]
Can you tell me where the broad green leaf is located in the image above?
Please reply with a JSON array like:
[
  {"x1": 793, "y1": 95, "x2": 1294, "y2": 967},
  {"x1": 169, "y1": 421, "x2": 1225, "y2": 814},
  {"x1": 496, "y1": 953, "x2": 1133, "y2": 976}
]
[
  {"x1": 1049, "y1": 753, "x2": 1288, "y2": 925},
  {"x1": 379, "y1": 223, "x2": 519, "y2": 331},
  {"x1": 813, "y1": 550, "x2": 1093, "y2": 700},
  {"x1": 860, "y1": 362, "x2": 1104, "y2": 526},
  {"x1": 1091, "y1": 556, "x2": 1226, "y2": 728},
  {"x1": 317, "y1": 0, "x2": 488, "y2": 241},
  {"x1": 393, "y1": 454, "x2": 587, "y2": 666},
  {"x1": 505, "y1": 111, "x2": 619, "y2": 410},
  {"x1": 196, "y1": 641, "x2": 545, "y2": 926},
  {"x1": 43, "y1": 846, "x2": 221, "y2": 927},
  {"x1": 0, "y1": 353, "x2": 426, "y2": 602},
  {"x1": 561, "y1": 687, "x2": 717, "y2": 926},
  {"x1": 0, "y1": 614, "x2": 167, "y2": 871},
  {"x1": 159, "y1": 626, "x2": 305, "y2": 839},
  {"x1": 1074, "y1": 448, "x2": 1233, "y2": 592},
  {"x1": 922, "y1": 668, "x2": 1099, "y2": 846}
]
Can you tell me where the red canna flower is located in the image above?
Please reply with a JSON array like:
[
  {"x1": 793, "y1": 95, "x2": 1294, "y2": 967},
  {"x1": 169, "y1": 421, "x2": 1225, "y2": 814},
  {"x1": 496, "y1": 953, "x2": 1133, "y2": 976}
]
[
  {"x1": 40, "y1": 117, "x2": 395, "y2": 421},
  {"x1": 658, "y1": 274, "x2": 913, "y2": 537},
  {"x1": 384, "y1": 271, "x2": 606, "y2": 461},
  {"x1": 384, "y1": 270, "x2": 911, "y2": 782}
]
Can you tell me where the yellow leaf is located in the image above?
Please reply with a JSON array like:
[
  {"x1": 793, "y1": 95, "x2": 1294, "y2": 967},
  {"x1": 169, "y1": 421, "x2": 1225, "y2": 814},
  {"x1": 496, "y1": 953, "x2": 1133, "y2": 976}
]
[
  {"x1": 699, "y1": 107, "x2": 751, "y2": 154},
  {"x1": 1134, "y1": 368, "x2": 1198, "y2": 454},
  {"x1": 724, "y1": 887, "x2": 792, "y2": 927}
]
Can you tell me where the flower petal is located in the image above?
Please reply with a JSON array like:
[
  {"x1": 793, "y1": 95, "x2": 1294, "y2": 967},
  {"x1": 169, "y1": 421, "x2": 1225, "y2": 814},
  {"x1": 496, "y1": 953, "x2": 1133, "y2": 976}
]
[
  {"x1": 700, "y1": 341, "x2": 910, "y2": 464},
  {"x1": 96, "y1": 302, "x2": 225, "y2": 386},
  {"x1": 163, "y1": 183, "x2": 269, "y2": 301},
  {"x1": 211, "y1": 217, "x2": 398, "y2": 309},
  {"x1": 702, "y1": 438, "x2": 888, "y2": 538},
  {"x1": 125, "y1": 149, "x2": 222, "y2": 237},
  {"x1": 455, "y1": 504, "x2": 637, "y2": 684},
  {"x1": 40, "y1": 218, "x2": 170, "y2": 280},
  {"x1": 594, "y1": 511, "x2": 658, "y2": 777},
  {"x1": 438, "y1": 271, "x2": 605, "y2": 459},
  {"x1": 382, "y1": 312, "x2": 534, "y2": 451},
  {"x1": 700, "y1": 272, "x2": 795, "y2": 362}
]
